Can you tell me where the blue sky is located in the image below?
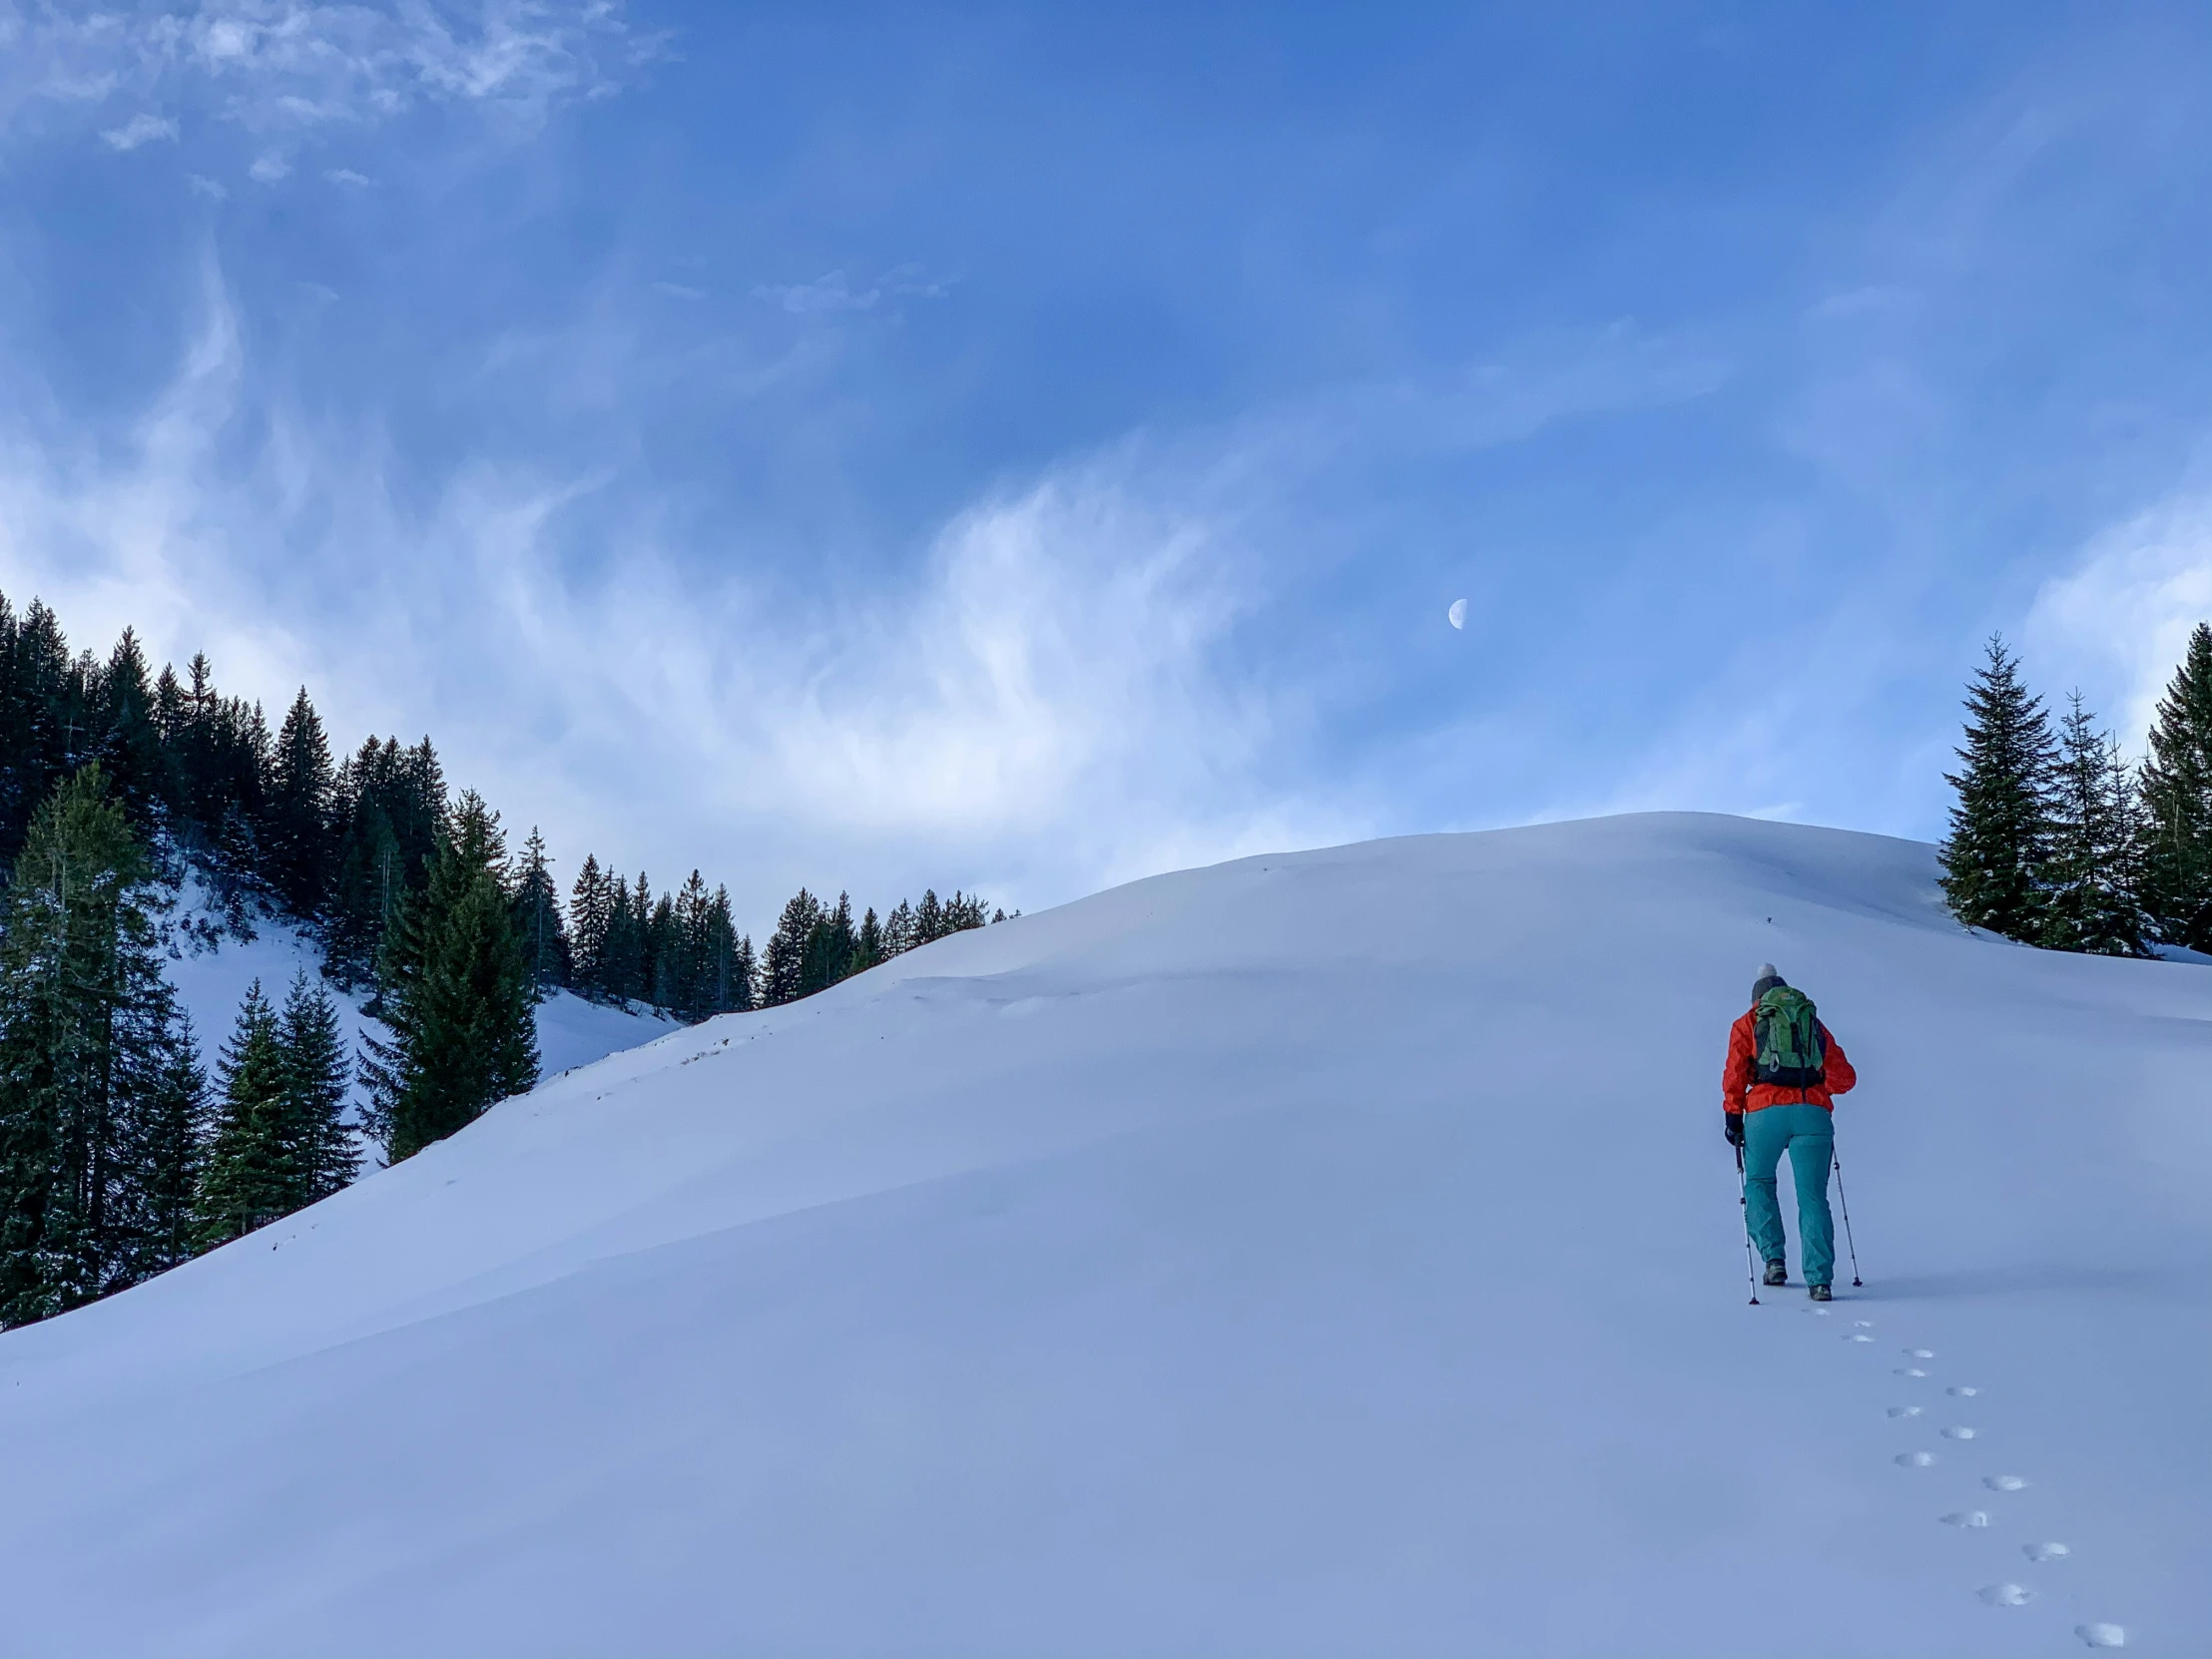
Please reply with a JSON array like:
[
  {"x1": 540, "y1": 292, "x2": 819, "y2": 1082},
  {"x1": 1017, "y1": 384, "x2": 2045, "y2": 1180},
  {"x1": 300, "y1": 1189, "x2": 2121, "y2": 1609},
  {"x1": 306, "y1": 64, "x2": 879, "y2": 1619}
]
[{"x1": 6, "y1": 2, "x2": 2212, "y2": 925}]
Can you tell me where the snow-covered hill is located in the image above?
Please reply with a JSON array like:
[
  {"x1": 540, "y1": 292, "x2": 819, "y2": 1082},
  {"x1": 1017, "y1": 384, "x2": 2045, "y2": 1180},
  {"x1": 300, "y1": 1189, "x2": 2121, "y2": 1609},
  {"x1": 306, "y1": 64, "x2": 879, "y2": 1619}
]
[
  {"x1": 161, "y1": 880, "x2": 681, "y2": 1155},
  {"x1": 6, "y1": 815, "x2": 2207, "y2": 1657}
]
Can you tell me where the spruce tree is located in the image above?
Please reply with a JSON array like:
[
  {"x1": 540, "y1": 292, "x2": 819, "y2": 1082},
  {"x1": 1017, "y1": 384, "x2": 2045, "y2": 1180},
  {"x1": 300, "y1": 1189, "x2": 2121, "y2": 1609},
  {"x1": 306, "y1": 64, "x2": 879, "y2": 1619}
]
[
  {"x1": 914, "y1": 888, "x2": 944, "y2": 945},
  {"x1": 567, "y1": 853, "x2": 615, "y2": 998},
  {"x1": 2139, "y1": 621, "x2": 2212, "y2": 950},
  {"x1": 731, "y1": 931, "x2": 759, "y2": 1013},
  {"x1": 646, "y1": 889, "x2": 680, "y2": 1009},
  {"x1": 194, "y1": 981, "x2": 297, "y2": 1247},
  {"x1": 762, "y1": 888, "x2": 824, "y2": 1006},
  {"x1": 134, "y1": 1011, "x2": 209, "y2": 1277},
  {"x1": 799, "y1": 891, "x2": 857, "y2": 996},
  {"x1": 264, "y1": 687, "x2": 334, "y2": 918},
  {"x1": 0, "y1": 766, "x2": 191, "y2": 1324},
  {"x1": 881, "y1": 898, "x2": 916, "y2": 957},
  {"x1": 510, "y1": 828, "x2": 571, "y2": 997},
  {"x1": 92, "y1": 627, "x2": 176, "y2": 829},
  {"x1": 278, "y1": 969, "x2": 355, "y2": 1201},
  {"x1": 2039, "y1": 694, "x2": 2146, "y2": 957},
  {"x1": 361, "y1": 792, "x2": 538, "y2": 1161},
  {"x1": 1939, "y1": 636, "x2": 2056, "y2": 940}
]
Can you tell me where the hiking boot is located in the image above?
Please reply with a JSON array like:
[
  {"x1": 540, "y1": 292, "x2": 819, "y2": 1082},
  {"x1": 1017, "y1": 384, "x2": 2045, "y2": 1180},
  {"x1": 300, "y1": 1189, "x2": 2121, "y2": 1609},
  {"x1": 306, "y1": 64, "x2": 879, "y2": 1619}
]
[
  {"x1": 1809, "y1": 1283, "x2": 1833, "y2": 1302},
  {"x1": 1763, "y1": 1260, "x2": 1788, "y2": 1287}
]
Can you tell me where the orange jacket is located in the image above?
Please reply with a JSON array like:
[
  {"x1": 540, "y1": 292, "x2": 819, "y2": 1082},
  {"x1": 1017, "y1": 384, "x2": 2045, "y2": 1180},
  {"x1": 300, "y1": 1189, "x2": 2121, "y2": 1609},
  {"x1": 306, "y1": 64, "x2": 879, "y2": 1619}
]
[{"x1": 1723, "y1": 1007, "x2": 1857, "y2": 1114}]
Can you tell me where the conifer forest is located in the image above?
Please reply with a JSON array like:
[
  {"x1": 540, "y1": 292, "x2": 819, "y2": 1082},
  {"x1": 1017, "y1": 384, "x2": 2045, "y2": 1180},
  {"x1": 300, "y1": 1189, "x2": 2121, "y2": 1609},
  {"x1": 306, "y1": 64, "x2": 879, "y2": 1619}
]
[
  {"x1": 0, "y1": 590, "x2": 1006, "y2": 1326},
  {"x1": 9, "y1": 580, "x2": 2212, "y2": 1333}
]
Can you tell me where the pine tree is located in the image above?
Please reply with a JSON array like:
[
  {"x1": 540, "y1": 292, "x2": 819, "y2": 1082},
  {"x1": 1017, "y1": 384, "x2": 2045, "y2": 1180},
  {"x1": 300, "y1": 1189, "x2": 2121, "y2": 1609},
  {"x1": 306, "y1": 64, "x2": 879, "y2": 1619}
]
[
  {"x1": 706, "y1": 887, "x2": 750, "y2": 1014},
  {"x1": 854, "y1": 906, "x2": 882, "y2": 974},
  {"x1": 361, "y1": 792, "x2": 538, "y2": 1162},
  {"x1": 2039, "y1": 694, "x2": 2146, "y2": 957},
  {"x1": 134, "y1": 1011, "x2": 208, "y2": 1277},
  {"x1": 671, "y1": 870, "x2": 715, "y2": 1019},
  {"x1": 92, "y1": 627, "x2": 176, "y2": 829},
  {"x1": 881, "y1": 898, "x2": 916, "y2": 957},
  {"x1": 194, "y1": 981, "x2": 296, "y2": 1247},
  {"x1": 278, "y1": 969, "x2": 355, "y2": 1201},
  {"x1": 731, "y1": 931, "x2": 759, "y2": 1013},
  {"x1": 914, "y1": 888, "x2": 944, "y2": 945},
  {"x1": 264, "y1": 688, "x2": 334, "y2": 918},
  {"x1": 2139, "y1": 621, "x2": 2212, "y2": 950},
  {"x1": 762, "y1": 888, "x2": 824, "y2": 1006},
  {"x1": 1939, "y1": 636, "x2": 2056, "y2": 941},
  {"x1": 596, "y1": 872, "x2": 649, "y2": 1005},
  {"x1": 0, "y1": 766, "x2": 191, "y2": 1324},
  {"x1": 942, "y1": 890, "x2": 989, "y2": 933},
  {"x1": 646, "y1": 889, "x2": 680, "y2": 1010},
  {"x1": 799, "y1": 891, "x2": 857, "y2": 996},
  {"x1": 510, "y1": 828, "x2": 571, "y2": 998},
  {"x1": 567, "y1": 853, "x2": 615, "y2": 998}
]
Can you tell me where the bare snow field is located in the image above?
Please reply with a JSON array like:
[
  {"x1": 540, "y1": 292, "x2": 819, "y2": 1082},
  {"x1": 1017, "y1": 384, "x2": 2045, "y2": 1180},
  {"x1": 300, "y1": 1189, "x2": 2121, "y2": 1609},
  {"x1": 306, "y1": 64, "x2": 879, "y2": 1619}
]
[{"x1": 2, "y1": 813, "x2": 2205, "y2": 1656}]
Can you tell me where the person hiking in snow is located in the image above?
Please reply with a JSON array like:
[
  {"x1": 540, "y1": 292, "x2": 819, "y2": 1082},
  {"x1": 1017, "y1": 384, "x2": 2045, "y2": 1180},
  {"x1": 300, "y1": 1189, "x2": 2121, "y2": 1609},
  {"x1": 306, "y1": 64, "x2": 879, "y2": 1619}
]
[{"x1": 1723, "y1": 963, "x2": 1857, "y2": 1300}]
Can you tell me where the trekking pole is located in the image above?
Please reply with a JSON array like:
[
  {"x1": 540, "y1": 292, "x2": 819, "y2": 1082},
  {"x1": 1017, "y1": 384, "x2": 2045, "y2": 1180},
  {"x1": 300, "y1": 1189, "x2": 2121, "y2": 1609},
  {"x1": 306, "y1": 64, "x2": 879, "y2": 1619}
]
[
  {"x1": 1832, "y1": 1151, "x2": 1864, "y2": 1289},
  {"x1": 1737, "y1": 1141, "x2": 1761, "y2": 1306}
]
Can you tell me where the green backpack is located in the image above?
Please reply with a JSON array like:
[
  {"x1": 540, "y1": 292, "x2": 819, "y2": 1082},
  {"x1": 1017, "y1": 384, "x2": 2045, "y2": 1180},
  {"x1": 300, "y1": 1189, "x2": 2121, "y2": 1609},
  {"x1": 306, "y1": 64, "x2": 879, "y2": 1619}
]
[{"x1": 1753, "y1": 986, "x2": 1827, "y2": 1089}]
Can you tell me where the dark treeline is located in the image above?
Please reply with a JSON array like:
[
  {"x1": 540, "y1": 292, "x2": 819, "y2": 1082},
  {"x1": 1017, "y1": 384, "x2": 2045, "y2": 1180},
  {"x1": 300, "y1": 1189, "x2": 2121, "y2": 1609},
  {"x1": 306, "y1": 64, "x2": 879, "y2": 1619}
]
[
  {"x1": 1940, "y1": 627, "x2": 2212, "y2": 956},
  {"x1": 0, "y1": 590, "x2": 1006, "y2": 1326}
]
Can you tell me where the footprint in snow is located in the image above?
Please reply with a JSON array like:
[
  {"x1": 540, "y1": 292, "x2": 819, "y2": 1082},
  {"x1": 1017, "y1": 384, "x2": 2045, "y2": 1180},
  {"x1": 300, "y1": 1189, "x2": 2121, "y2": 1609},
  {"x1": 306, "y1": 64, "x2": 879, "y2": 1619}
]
[
  {"x1": 1888, "y1": 1405, "x2": 1923, "y2": 1418},
  {"x1": 1906, "y1": 1348, "x2": 1936, "y2": 1360},
  {"x1": 2025, "y1": 1542, "x2": 2070, "y2": 1563},
  {"x1": 1845, "y1": 1334, "x2": 1874, "y2": 1344},
  {"x1": 1947, "y1": 1384, "x2": 1979, "y2": 1397},
  {"x1": 1940, "y1": 1511, "x2": 1989, "y2": 1528},
  {"x1": 1896, "y1": 1368, "x2": 1930, "y2": 1379},
  {"x1": 1983, "y1": 1474, "x2": 2028, "y2": 1492},
  {"x1": 1978, "y1": 1583, "x2": 2036, "y2": 1608},
  {"x1": 2075, "y1": 1623, "x2": 2126, "y2": 1648},
  {"x1": 1941, "y1": 1426, "x2": 1977, "y2": 1440},
  {"x1": 1896, "y1": 1451, "x2": 1936, "y2": 1467}
]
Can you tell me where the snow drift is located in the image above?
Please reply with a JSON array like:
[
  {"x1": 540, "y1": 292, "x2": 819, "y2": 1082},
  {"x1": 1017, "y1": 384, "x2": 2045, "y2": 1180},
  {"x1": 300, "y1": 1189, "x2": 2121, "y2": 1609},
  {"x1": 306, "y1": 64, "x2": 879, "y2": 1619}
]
[{"x1": 1, "y1": 813, "x2": 2206, "y2": 1657}]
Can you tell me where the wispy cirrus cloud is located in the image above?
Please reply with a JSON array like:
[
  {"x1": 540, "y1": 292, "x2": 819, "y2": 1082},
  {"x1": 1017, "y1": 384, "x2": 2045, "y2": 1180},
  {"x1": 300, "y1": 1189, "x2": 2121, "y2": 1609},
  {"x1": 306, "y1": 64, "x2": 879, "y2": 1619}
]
[
  {"x1": 0, "y1": 262, "x2": 1349, "y2": 916},
  {"x1": 3, "y1": 0, "x2": 662, "y2": 150},
  {"x1": 2027, "y1": 485, "x2": 2212, "y2": 743},
  {"x1": 100, "y1": 110, "x2": 179, "y2": 149},
  {"x1": 751, "y1": 267, "x2": 956, "y2": 317}
]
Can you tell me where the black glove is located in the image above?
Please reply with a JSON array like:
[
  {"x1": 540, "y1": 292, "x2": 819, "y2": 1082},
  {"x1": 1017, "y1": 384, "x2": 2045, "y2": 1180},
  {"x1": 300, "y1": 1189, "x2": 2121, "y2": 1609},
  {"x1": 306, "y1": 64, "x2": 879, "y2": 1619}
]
[{"x1": 1724, "y1": 1112, "x2": 1745, "y2": 1148}]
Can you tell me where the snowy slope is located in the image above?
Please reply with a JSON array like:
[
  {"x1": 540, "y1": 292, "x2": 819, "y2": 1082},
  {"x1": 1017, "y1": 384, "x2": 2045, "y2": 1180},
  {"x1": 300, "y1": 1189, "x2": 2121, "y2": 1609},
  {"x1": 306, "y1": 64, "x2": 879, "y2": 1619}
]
[
  {"x1": 4, "y1": 814, "x2": 2207, "y2": 1657},
  {"x1": 162, "y1": 879, "x2": 680, "y2": 1146}
]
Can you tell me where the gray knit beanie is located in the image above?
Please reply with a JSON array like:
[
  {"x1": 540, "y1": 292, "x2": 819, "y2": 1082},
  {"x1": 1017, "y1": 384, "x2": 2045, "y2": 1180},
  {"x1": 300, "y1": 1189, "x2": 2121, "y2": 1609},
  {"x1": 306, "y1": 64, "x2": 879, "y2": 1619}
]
[{"x1": 1752, "y1": 962, "x2": 1786, "y2": 1000}]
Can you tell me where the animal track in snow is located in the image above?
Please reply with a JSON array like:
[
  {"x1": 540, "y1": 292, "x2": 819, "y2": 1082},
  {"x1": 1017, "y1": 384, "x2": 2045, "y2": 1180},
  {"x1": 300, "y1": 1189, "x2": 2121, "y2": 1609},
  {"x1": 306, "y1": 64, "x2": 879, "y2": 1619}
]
[
  {"x1": 1947, "y1": 1384, "x2": 1979, "y2": 1397},
  {"x1": 1978, "y1": 1583, "x2": 2036, "y2": 1607},
  {"x1": 1888, "y1": 1405, "x2": 1923, "y2": 1418},
  {"x1": 1941, "y1": 1426, "x2": 1977, "y2": 1440},
  {"x1": 1940, "y1": 1510, "x2": 1989, "y2": 1528},
  {"x1": 1895, "y1": 1451, "x2": 1936, "y2": 1467},
  {"x1": 2074, "y1": 1622, "x2": 2126, "y2": 1648},
  {"x1": 2025, "y1": 1542, "x2": 2070, "y2": 1563},
  {"x1": 1983, "y1": 1474, "x2": 2028, "y2": 1492}
]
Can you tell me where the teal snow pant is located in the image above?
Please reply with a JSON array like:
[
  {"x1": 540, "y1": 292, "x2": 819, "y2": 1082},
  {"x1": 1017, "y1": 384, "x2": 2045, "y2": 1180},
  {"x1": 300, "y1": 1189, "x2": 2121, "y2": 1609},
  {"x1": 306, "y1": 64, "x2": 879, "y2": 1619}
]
[{"x1": 1743, "y1": 1103, "x2": 1836, "y2": 1288}]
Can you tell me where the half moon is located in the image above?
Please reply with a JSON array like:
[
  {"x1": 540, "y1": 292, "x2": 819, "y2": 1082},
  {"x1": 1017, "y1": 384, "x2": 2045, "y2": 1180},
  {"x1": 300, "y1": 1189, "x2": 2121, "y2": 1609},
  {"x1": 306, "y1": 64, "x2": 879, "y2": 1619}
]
[{"x1": 1447, "y1": 598, "x2": 1467, "y2": 630}]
